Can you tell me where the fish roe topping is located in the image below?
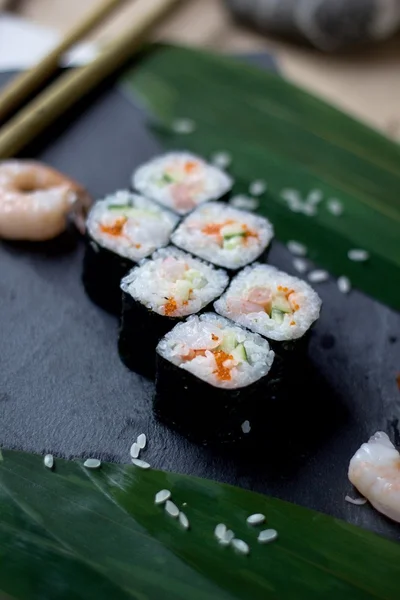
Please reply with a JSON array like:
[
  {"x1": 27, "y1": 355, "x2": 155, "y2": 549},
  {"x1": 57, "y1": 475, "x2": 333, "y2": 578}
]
[
  {"x1": 213, "y1": 350, "x2": 233, "y2": 381},
  {"x1": 164, "y1": 297, "x2": 178, "y2": 316},
  {"x1": 100, "y1": 217, "x2": 127, "y2": 236}
]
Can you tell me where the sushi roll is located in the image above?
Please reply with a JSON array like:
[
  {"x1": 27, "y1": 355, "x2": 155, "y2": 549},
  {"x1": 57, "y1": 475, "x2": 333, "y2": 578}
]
[
  {"x1": 119, "y1": 248, "x2": 229, "y2": 378},
  {"x1": 82, "y1": 190, "x2": 179, "y2": 314},
  {"x1": 214, "y1": 264, "x2": 322, "y2": 376},
  {"x1": 171, "y1": 202, "x2": 274, "y2": 272},
  {"x1": 154, "y1": 313, "x2": 275, "y2": 443},
  {"x1": 132, "y1": 152, "x2": 233, "y2": 215}
]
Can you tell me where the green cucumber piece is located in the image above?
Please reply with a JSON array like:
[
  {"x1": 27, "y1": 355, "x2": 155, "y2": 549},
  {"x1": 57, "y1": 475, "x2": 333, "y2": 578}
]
[
  {"x1": 108, "y1": 204, "x2": 132, "y2": 211},
  {"x1": 272, "y1": 294, "x2": 292, "y2": 313},
  {"x1": 219, "y1": 331, "x2": 237, "y2": 353},
  {"x1": 232, "y1": 343, "x2": 248, "y2": 363},
  {"x1": 223, "y1": 232, "x2": 246, "y2": 240},
  {"x1": 161, "y1": 173, "x2": 174, "y2": 184},
  {"x1": 223, "y1": 236, "x2": 243, "y2": 250},
  {"x1": 271, "y1": 308, "x2": 285, "y2": 324}
]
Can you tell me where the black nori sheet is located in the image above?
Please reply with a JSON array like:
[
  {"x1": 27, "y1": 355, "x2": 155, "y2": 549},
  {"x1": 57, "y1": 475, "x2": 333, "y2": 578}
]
[
  {"x1": 82, "y1": 235, "x2": 134, "y2": 315},
  {"x1": 154, "y1": 351, "x2": 278, "y2": 445},
  {"x1": 118, "y1": 291, "x2": 184, "y2": 378}
]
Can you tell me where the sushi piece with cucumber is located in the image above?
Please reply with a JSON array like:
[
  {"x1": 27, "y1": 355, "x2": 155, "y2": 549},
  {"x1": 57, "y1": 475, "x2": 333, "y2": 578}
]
[
  {"x1": 214, "y1": 264, "x2": 322, "y2": 377},
  {"x1": 154, "y1": 313, "x2": 275, "y2": 443},
  {"x1": 82, "y1": 191, "x2": 179, "y2": 314},
  {"x1": 119, "y1": 247, "x2": 229, "y2": 378},
  {"x1": 132, "y1": 152, "x2": 233, "y2": 215},
  {"x1": 171, "y1": 202, "x2": 274, "y2": 272}
]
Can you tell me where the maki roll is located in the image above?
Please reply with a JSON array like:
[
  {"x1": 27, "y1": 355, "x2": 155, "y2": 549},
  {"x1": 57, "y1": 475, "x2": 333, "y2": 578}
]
[
  {"x1": 83, "y1": 190, "x2": 179, "y2": 314},
  {"x1": 132, "y1": 152, "x2": 233, "y2": 215},
  {"x1": 119, "y1": 247, "x2": 229, "y2": 378},
  {"x1": 155, "y1": 313, "x2": 275, "y2": 443},
  {"x1": 214, "y1": 264, "x2": 322, "y2": 376},
  {"x1": 171, "y1": 202, "x2": 274, "y2": 272}
]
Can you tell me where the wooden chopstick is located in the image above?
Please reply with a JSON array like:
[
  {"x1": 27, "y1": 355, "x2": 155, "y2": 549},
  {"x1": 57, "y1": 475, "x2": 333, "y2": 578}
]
[
  {"x1": 0, "y1": 0, "x2": 125, "y2": 123},
  {"x1": 0, "y1": 0, "x2": 182, "y2": 159}
]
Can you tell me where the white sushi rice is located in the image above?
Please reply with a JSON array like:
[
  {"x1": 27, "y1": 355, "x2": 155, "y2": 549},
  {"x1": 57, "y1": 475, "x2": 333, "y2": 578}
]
[
  {"x1": 86, "y1": 190, "x2": 178, "y2": 262},
  {"x1": 214, "y1": 264, "x2": 322, "y2": 342},
  {"x1": 132, "y1": 152, "x2": 232, "y2": 215},
  {"x1": 157, "y1": 313, "x2": 275, "y2": 390},
  {"x1": 229, "y1": 194, "x2": 259, "y2": 211},
  {"x1": 121, "y1": 247, "x2": 228, "y2": 318},
  {"x1": 171, "y1": 202, "x2": 274, "y2": 270}
]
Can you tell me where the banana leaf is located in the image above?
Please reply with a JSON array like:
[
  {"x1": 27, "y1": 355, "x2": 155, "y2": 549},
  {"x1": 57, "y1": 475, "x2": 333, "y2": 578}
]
[
  {"x1": 0, "y1": 450, "x2": 400, "y2": 599},
  {"x1": 122, "y1": 45, "x2": 400, "y2": 310}
]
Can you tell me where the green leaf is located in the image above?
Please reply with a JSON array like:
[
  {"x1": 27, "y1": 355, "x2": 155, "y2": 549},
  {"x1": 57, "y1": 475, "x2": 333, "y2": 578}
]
[
  {"x1": 122, "y1": 45, "x2": 400, "y2": 310},
  {"x1": 1, "y1": 450, "x2": 400, "y2": 599}
]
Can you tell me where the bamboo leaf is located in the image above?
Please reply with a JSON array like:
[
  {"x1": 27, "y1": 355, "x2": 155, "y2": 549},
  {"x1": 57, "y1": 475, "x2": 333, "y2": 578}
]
[
  {"x1": 122, "y1": 45, "x2": 400, "y2": 310},
  {"x1": 0, "y1": 450, "x2": 400, "y2": 599}
]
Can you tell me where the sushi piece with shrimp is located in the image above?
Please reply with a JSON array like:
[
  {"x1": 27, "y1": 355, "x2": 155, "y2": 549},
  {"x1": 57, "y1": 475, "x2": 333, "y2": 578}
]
[
  {"x1": 214, "y1": 264, "x2": 322, "y2": 378},
  {"x1": 82, "y1": 191, "x2": 179, "y2": 314},
  {"x1": 154, "y1": 313, "x2": 275, "y2": 443},
  {"x1": 132, "y1": 152, "x2": 232, "y2": 215},
  {"x1": 349, "y1": 431, "x2": 400, "y2": 523},
  {"x1": 171, "y1": 202, "x2": 274, "y2": 272},
  {"x1": 119, "y1": 247, "x2": 228, "y2": 378}
]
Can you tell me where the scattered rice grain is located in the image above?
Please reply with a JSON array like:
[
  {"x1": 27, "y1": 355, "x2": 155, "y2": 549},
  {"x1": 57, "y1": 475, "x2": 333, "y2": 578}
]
[
  {"x1": 179, "y1": 512, "x2": 190, "y2": 529},
  {"x1": 155, "y1": 489, "x2": 171, "y2": 505},
  {"x1": 348, "y1": 249, "x2": 369, "y2": 262},
  {"x1": 345, "y1": 495, "x2": 367, "y2": 506},
  {"x1": 293, "y1": 258, "x2": 308, "y2": 274},
  {"x1": 308, "y1": 270, "x2": 329, "y2": 283},
  {"x1": 214, "y1": 523, "x2": 227, "y2": 540},
  {"x1": 137, "y1": 433, "x2": 147, "y2": 449},
  {"x1": 83, "y1": 458, "x2": 101, "y2": 469},
  {"x1": 219, "y1": 529, "x2": 235, "y2": 546},
  {"x1": 281, "y1": 189, "x2": 300, "y2": 203},
  {"x1": 337, "y1": 276, "x2": 351, "y2": 294},
  {"x1": 131, "y1": 458, "x2": 150, "y2": 469},
  {"x1": 258, "y1": 529, "x2": 278, "y2": 544},
  {"x1": 302, "y1": 204, "x2": 317, "y2": 216},
  {"x1": 246, "y1": 513, "x2": 266, "y2": 525},
  {"x1": 241, "y1": 420, "x2": 251, "y2": 434},
  {"x1": 231, "y1": 539, "x2": 250, "y2": 555},
  {"x1": 229, "y1": 194, "x2": 259, "y2": 211},
  {"x1": 307, "y1": 189, "x2": 323, "y2": 205},
  {"x1": 165, "y1": 500, "x2": 180, "y2": 518},
  {"x1": 327, "y1": 198, "x2": 343, "y2": 216},
  {"x1": 171, "y1": 118, "x2": 196, "y2": 134},
  {"x1": 130, "y1": 442, "x2": 140, "y2": 459},
  {"x1": 287, "y1": 240, "x2": 307, "y2": 256},
  {"x1": 44, "y1": 454, "x2": 54, "y2": 469},
  {"x1": 249, "y1": 180, "x2": 267, "y2": 196},
  {"x1": 210, "y1": 151, "x2": 232, "y2": 169}
]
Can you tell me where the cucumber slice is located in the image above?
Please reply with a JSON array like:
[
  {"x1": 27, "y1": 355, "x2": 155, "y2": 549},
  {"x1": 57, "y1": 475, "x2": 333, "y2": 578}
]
[
  {"x1": 219, "y1": 331, "x2": 237, "y2": 353},
  {"x1": 174, "y1": 280, "x2": 192, "y2": 301},
  {"x1": 271, "y1": 308, "x2": 285, "y2": 324},
  {"x1": 272, "y1": 294, "x2": 292, "y2": 313},
  {"x1": 108, "y1": 204, "x2": 132, "y2": 211},
  {"x1": 223, "y1": 232, "x2": 246, "y2": 241},
  {"x1": 223, "y1": 236, "x2": 243, "y2": 250},
  {"x1": 161, "y1": 173, "x2": 174, "y2": 184},
  {"x1": 232, "y1": 343, "x2": 248, "y2": 363}
]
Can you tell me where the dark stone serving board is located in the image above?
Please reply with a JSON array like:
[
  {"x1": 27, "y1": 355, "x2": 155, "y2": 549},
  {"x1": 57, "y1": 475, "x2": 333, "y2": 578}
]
[{"x1": 0, "y1": 57, "x2": 399, "y2": 542}]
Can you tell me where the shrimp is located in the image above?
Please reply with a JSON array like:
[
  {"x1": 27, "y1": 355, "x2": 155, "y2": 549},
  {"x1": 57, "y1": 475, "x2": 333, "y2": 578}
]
[
  {"x1": 0, "y1": 160, "x2": 92, "y2": 241},
  {"x1": 348, "y1": 431, "x2": 400, "y2": 523}
]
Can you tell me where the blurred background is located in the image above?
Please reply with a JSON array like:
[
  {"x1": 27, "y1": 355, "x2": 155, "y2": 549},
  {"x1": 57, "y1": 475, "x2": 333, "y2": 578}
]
[{"x1": 0, "y1": 0, "x2": 399, "y2": 139}]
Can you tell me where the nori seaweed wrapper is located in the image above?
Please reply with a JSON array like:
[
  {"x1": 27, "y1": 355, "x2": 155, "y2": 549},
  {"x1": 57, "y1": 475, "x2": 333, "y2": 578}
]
[
  {"x1": 118, "y1": 291, "x2": 183, "y2": 379},
  {"x1": 82, "y1": 235, "x2": 134, "y2": 315},
  {"x1": 154, "y1": 352, "x2": 280, "y2": 445}
]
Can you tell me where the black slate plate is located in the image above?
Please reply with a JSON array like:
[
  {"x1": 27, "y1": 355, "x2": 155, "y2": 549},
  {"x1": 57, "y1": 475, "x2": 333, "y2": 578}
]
[{"x1": 0, "y1": 57, "x2": 399, "y2": 542}]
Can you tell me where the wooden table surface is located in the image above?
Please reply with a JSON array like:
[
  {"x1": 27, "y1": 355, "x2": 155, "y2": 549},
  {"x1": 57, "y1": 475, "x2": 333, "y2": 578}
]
[{"x1": 7, "y1": 0, "x2": 400, "y2": 140}]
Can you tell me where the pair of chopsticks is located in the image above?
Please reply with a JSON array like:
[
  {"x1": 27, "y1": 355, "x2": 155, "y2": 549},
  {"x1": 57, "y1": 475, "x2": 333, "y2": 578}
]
[{"x1": 0, "y1": 0, "x2": 182, "y2": 159}]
